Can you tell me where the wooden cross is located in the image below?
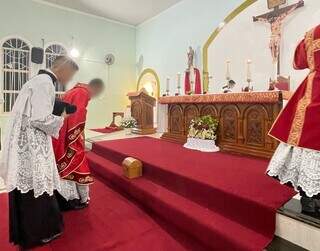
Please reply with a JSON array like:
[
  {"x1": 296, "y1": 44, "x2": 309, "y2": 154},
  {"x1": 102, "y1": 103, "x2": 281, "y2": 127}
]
[{"x1": 253, "y1": 0, "x2": 304, "y2": 77}]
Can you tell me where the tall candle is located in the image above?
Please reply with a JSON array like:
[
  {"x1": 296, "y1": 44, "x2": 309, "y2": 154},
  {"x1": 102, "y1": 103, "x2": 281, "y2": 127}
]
[
  {"x1": 273, "y1": 61, "x2": 278, "y2": 81},
  {"x1": 226, "y1": 60, "x2": 231, "y2": 80},
  {"x1": 246, "y1": 59, "x2": 252, "y2": 81},
  {"x1": 177, "y1": 72, "x2": 181, "y2": 89},
  {"x1": 166, "y1": 77, "x2": 170, "y2": 92},
  {"x1": 208, "y1": 75, "x2": 213, "y2": 93},
  {"x1": 189, "y1": 67, "x2": 195, "y2": 91}
]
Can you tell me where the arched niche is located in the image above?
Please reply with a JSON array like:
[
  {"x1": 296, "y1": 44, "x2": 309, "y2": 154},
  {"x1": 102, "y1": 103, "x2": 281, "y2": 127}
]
[{"x1": 137, "y1": 68, "x2": 160, "y2": 99}]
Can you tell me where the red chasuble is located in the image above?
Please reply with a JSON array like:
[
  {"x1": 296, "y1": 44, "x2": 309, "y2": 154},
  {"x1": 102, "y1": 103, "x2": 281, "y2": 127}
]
[
  {"x1": 269, "y1": 25, "x2": 320, "y2": 151},
  {"x1": 185, "y1": 67, "x2": 202, "y2": 94},
  {"x1": 53, "y1": 83, "x2": 93, "y2": 185}
]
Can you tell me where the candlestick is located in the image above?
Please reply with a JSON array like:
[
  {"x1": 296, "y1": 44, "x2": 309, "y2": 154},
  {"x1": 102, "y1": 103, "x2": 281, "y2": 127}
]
[
  {"x1": 189, "y1": 67, "x2": 195, "y2": 94},
  {"x1": 166, "y1": 77, "x2": 170, "y2": 96},
  {"x1": 243, "y1": 59, "x2": 253, "y2": 92},
  {"x1": 176, "y1": 72, "x2": 181, "y2": 95},
  {"x1": 246, "y1": 59, "x2": 252, "y2": 81},
  {"x1": 226, "y1": 60, "x2": 231, "y2": 80},
  {"x1": 208, "y1": 75, "x2": 213, "y2": 94},
  {"x1": 273, "y1": 61, "x2": 278, "y2": 82}
]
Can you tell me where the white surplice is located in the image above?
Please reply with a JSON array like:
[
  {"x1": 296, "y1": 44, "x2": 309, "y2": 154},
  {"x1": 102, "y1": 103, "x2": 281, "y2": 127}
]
[{"x1": 0, "y1": 73, "x2": 64, "y2": 198}]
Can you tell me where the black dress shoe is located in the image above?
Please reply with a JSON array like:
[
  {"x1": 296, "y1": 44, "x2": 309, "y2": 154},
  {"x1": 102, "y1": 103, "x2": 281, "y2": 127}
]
[
  {"x1": 73, "y1": 202, "x2": 89, "y2": 210},
  {"x1": 301, "y1": 197, "x2": 320, "y2": 218}
]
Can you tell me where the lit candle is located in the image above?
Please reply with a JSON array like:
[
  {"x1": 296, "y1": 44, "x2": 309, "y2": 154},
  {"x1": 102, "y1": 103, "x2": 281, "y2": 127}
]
[
  {"x1": 226, "y1": 60, "x2": 231, "y2": 80},
  {"x1": 246, "y1": 59, "x2": 252, "y2": 81}
]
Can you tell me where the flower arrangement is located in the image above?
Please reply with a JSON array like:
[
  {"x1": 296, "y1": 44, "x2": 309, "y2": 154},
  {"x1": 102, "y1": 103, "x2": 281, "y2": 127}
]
[
  {"x1": 187, "y1": 115, "x2": 219, "y2": 140},
  {"x1": 120, "y1": 117, "x2": 137, "y2": 129}
]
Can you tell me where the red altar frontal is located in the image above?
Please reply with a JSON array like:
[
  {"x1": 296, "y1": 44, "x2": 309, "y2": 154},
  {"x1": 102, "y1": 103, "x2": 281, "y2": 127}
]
[{"x1": 159, "y1": 91, "x2": 284, "y2": 158}]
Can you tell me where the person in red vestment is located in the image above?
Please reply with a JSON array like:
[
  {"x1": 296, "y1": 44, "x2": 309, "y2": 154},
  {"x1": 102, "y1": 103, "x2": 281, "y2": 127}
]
[
  {"x1": 53, "y1": 78, "x2": 104, "y2": 209},
  {"x1": 267, "y1": 24, "x2": 320, "y2": 217}
]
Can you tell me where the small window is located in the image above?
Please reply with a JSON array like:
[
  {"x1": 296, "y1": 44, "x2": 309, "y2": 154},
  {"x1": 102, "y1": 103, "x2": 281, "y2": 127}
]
[{"x1": 2, "y1": 38, "x2": 30, "y2": 112}]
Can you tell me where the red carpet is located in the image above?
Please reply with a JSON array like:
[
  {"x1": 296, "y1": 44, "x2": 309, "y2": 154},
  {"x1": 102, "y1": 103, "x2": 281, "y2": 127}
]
[
  {"x1": 88, "y1": 137, "x2": 296, "y2": 251},
  {"x1": 90, "y1": 127, "x2": 122, "y2": 134},
  {"x1": 0, "y1": 180, "x2": 206, "y2": 251}
]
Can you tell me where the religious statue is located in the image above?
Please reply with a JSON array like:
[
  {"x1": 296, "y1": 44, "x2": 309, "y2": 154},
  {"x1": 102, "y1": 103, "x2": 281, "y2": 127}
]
[
  {"x1": 187, "y1": 46, "x2": 194, "y2": 70},
  {"x1": 253, "y1": 0, "x2": 304, "y2": 69},
  {"x1": 185, "y1": 46, "x2": 202, "y2": 94}
]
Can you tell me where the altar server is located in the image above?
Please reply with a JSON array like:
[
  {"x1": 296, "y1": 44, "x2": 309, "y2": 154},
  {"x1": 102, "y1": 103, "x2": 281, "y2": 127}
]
[
  {"x1": 267, "y1": 24, "x2": 320, "y2": 216},
  {"x1": 53, "y1": 78, "x2": 104, "y2": 210},
  {"x1": 0, "y1": 56, "x2": 79, "y2": 248}
]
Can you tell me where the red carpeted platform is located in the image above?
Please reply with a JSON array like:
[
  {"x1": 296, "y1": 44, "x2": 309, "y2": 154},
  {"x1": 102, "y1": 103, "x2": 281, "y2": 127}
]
[
  {"x1": 0, "y1": 180, "x2": 206, "y2": 251},
  {"x1": 88, "y1": 137, "x2": 296, "y2": 251}
]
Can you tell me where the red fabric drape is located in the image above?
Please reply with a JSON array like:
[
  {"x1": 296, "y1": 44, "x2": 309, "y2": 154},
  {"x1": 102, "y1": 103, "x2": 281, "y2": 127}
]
[
  {"x1": 184, "y1": 68, "x2": 202, "y2": 94},
  {"x1": 53, "y1": 83, "x2": 93, "y2": 185},
  {"x1": 269, "y1": 25, "x2": 320, "y2": 151}
]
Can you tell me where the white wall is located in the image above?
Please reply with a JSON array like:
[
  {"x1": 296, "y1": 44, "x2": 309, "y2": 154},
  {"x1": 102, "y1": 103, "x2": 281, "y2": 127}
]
[
  {"x1": 208, "y1": 0, "x2": 320, "y2": 93},
  {"x1": 0, "y1": 0, "x2": 136, "y2": 130},
  {"x1": 136, "y1": 0, "x2": 243, "y2": 95}
]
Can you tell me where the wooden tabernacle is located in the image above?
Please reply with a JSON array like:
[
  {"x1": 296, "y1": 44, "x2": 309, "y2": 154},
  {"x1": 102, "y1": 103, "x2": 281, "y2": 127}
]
[{"x1": 160, "y1": 91, "x2": 283, "y2": 158}]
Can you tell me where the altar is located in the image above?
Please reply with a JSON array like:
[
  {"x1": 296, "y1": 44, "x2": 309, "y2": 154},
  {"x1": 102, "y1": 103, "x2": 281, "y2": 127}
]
[{"x1": 160, "y1": 91, "x2": 283, "y2": 158}]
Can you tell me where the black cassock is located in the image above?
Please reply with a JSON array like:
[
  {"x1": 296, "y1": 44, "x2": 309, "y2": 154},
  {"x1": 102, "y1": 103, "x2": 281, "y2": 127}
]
[{"x1": 9, "y1": 189, "x2": 64, "y2": 248}]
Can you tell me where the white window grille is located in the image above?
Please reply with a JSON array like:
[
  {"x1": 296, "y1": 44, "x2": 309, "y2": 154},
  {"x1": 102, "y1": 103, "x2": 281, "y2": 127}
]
[
  {"x1": 1, "y1": 38, "x2": 30, "y2": 113},
  {"x1": 45, "y1": 44, "x2": 67, "y2": 97}
]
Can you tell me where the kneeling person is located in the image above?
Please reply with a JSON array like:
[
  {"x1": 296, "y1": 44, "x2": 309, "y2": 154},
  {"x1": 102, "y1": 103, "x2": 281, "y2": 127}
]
[{"x1": 53, "y1": 79, "x2": 104, "y2": 210}]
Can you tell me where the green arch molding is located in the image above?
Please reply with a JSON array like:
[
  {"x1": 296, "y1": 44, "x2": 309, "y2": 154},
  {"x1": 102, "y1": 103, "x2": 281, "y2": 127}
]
[{"x1": 202, "y1": 0, "x2": 258, "y2": 92}]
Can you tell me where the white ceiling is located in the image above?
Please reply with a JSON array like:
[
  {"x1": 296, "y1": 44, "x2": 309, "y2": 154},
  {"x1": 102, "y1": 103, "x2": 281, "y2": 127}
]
[{"x1": 41, "y1": 0, "x2": 183, "y2": 26}]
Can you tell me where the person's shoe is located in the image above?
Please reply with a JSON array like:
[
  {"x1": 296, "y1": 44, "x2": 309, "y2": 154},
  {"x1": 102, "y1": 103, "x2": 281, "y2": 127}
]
[
  {"x1": 301, "y1": 196, "x2": 320, "y2": 218},
  {"x1": 41, "y1": 232, "x2": 62, "y2": 244},
  {"x1": 73, "y1": 201, "x2": 89, "y2": 210}
]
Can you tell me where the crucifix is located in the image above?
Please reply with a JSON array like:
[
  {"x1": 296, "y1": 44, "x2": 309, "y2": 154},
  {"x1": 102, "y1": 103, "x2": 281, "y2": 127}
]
[{"x1": 253, "y1": 0, "x2": 304, "y2": 79}]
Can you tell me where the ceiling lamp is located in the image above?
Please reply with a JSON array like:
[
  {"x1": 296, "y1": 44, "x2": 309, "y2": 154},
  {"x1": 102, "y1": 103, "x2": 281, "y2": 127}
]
[{"x1": 69, "y1": 36, "x2": 80, "y2": 58}]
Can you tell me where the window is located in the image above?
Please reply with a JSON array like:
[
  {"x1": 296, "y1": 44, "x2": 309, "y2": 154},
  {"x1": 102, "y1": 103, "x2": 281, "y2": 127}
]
[
  {"x1": 0, "y1": 40, "x2": 68, "y2": 113},
  {"x1": 45, "y1": 44, "x2": 67, "y2": 95},
  {"x1": 1, "y1": 38, "x2": 30, "y2": 113}
]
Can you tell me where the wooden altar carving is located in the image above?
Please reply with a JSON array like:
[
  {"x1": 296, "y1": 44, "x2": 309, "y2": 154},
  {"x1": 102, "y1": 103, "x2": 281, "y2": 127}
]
[
  {"x1": 128, "y1": 89, "x2": 156, "y2": 135},
  {"x1": 160, "y1": 91, "x2": 283, "y2": 158}
]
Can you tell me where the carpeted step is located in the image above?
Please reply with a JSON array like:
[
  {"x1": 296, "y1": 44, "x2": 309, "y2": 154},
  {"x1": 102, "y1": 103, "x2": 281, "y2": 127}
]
[
  {"x1": 0, "y1": 181, "x2": 206, "y2": 251},
  {"x1": 87, "y1": 151, "x2": 271, "y2": 251},
  {"x1": 90, "y1": 137, "x2": 292, "y2": 238}
]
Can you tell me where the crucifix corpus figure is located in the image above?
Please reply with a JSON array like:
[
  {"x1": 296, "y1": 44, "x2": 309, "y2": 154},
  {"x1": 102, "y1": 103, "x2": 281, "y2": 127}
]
[{"x1": 253, "y1": 0, "x2": 304, "y2": 78}]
